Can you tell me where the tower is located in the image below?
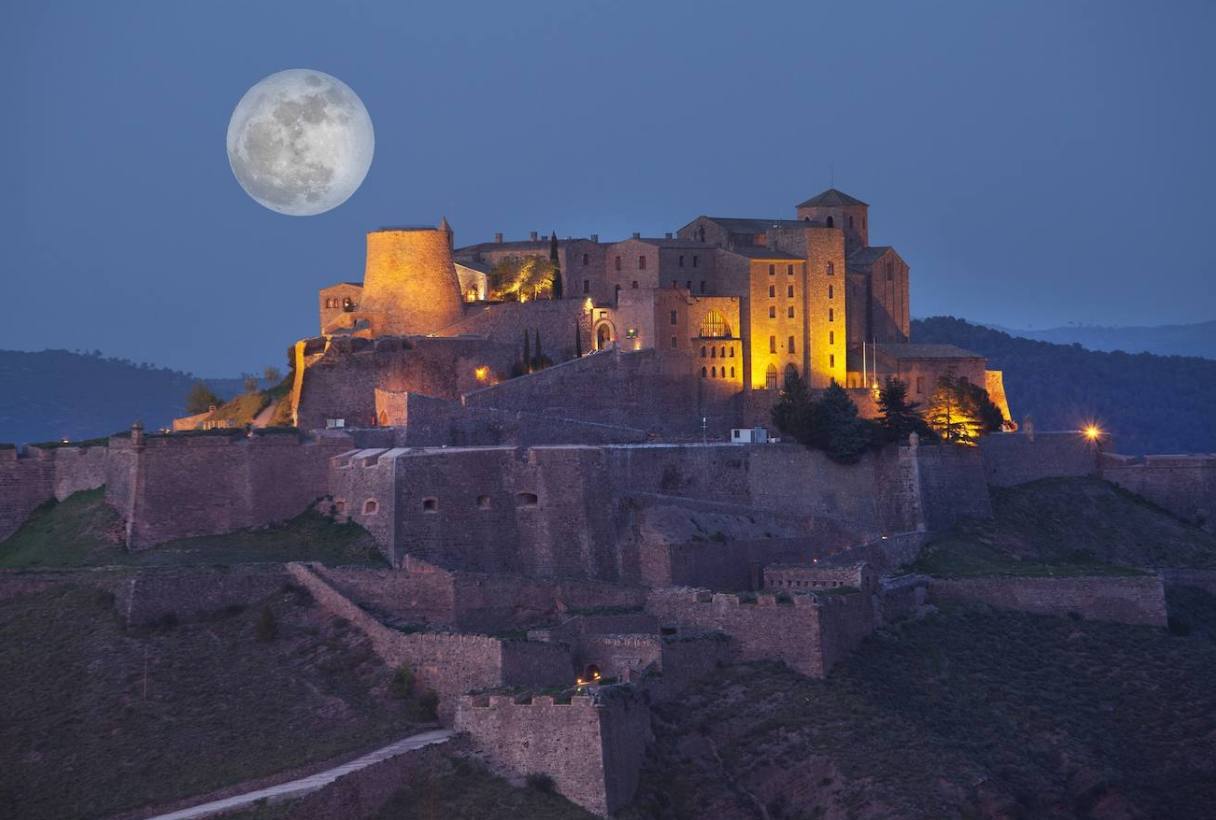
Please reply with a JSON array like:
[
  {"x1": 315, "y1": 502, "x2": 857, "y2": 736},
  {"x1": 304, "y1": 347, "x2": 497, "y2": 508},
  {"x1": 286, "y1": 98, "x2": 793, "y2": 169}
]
[
  {"x1": 795, "y1": 189, "x2": 869, "y2": 253},
  {"x1": 357, "y1": 224, "x2": 465, "y2": 336}
]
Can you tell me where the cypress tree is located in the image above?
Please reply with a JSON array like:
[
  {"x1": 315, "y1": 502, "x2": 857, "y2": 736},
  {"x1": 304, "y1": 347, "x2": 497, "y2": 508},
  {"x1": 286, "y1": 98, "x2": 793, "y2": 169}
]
[
  {"x1": 533, "y1": 329, "x2": 543, "y2": 368},
  {"x1": 549, "y1": 231, "x2": 563, "y2": 300},
  {"x1": 523, "y1": 330, "x2": 532, "y2": 374},
  {"x1": 575, "y1": 321, "x2": 583, "y2": 357}
]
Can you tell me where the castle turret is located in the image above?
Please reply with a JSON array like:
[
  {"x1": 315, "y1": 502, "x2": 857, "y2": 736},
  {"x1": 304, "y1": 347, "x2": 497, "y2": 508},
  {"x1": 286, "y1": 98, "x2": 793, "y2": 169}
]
[
  {"x1": 795, "y1": 188, "x2": 869, "y2": 253},
  {"x1": 357, "y1": 224, "x2": 464, "y2": 336}
]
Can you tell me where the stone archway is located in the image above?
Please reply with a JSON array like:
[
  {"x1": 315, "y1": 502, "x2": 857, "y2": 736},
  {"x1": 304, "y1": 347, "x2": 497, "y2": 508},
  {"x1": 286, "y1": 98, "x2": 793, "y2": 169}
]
[{"x1": 595, "y1": 321, "x2": 614, "y2": 351}]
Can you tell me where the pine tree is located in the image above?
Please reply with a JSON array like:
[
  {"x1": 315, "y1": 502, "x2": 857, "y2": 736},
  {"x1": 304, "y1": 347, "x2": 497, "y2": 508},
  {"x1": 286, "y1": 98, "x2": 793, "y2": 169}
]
[
  {"x1": 817, "y1": 382, "x2": 874, "y2": 463},
  {"x1": 771, "y1": 371, "x2": 817, "y2": 446},
  {"x1": 877, "y1": 377, "x2": 932, "y2": 443},
  {"x1": 549, "y1": 231, "x2": 563, "y2": 300}
]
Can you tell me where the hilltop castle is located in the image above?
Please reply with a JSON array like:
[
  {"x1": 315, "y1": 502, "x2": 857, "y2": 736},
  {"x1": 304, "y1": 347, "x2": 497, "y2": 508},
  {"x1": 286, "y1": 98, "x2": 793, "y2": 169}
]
[{"x1": 284, "y1": 188, "x2": 1012, "y2": 438}]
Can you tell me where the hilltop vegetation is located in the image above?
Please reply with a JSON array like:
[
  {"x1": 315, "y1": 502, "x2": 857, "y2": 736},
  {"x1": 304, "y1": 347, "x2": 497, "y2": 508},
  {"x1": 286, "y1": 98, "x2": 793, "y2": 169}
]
[
  {"x1": 913, "y1": 477, "x2": 1216, "y2": 577},
  {"x1": 0, "y1": 583, "x2": 424, "y2": 820},
  {"x1": 624, "y1": 605, "x2": 1216, "y2": 819},
  {"x1": 913, "y1": 316, "x2": 1216, "y2": 454},
  {"x1": 992, "y1": 319, "x2": 1216, "y2": 360}
]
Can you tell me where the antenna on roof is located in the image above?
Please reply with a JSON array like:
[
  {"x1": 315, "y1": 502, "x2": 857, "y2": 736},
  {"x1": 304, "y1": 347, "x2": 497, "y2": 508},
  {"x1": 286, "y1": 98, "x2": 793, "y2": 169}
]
[{"x1": 829, "y1": 162, "x2": 835, "y2": 188}]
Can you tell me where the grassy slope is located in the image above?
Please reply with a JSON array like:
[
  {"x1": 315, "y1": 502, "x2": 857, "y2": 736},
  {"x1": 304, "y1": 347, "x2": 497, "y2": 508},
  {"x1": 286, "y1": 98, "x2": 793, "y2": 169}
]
[
  {"x1": 912, "y1": 477, "x2": 1216, "y2": 577},
  {"x1": 0, "y1": 488, "x2": 385, "y2": 569},
  {"x1": 624, "y1": 606, "x2": 1216, "y2": 820},
  {"x1": 0, "y1": 583, "x2": 426, "y2": 820}
]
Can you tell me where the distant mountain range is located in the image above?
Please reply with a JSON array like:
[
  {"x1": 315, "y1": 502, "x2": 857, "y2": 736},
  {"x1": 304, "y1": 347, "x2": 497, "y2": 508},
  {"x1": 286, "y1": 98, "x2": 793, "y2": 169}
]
[
  {"x1": 986, "y1": 320, "x2": 1216, "y2": 360},
  {"x1": 914, "y1": 317, "x2": 1216, "y2": 455},
  {"x1": 0, "y1": 350, "x2": 248, "y2": 445}
]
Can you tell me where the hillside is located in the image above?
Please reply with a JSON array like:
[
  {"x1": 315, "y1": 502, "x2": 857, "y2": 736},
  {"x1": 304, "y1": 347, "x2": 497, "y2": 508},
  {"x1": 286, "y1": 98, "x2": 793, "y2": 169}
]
[
  {"x1": 0, "y1": 349, "x2": 257, "y2": 445},
  {"x1": 990, "y1": 319, "x2": 1216, "y2": 360},
  {"x1": 913, "y1": 317, "x2": 1216, "y2": 454}
]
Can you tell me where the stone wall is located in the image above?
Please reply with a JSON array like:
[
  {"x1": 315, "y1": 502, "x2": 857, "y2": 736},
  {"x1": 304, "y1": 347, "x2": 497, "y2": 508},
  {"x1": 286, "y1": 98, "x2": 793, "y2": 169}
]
[
  {"x1": 455, "y1": 687, "x2": 652, "y2": 816},
  {"x1": 106, "y1": 430, "x2": 353, "y2": 549},
  {"x1": 1102, "y1": 453, "x2": 1216, "y2": 532},
  {"x1": 914, "y1": 442, "x2": 992, "y2": 530},
  {"x1": 645, "y1": 586, "x2": 874, "y2": 678},
  {"x1": 287, "y1": 563, "x2": 573, "y2": 720},
  {"x1": 980, "y1": 431, "x2": 1097, "y2": 487},
  {"x1": 931, "y1": 575, "x2": 1167, "y2": 626},
  {"x1": 0, "y1": 443, "x2": 110, "y2": 542},
  {"x1": 116, "y1": 566, "x2": 288, "y2": 625},
  {"x1": 431, "y1": 298, "x2": 592, "y2": 364}
]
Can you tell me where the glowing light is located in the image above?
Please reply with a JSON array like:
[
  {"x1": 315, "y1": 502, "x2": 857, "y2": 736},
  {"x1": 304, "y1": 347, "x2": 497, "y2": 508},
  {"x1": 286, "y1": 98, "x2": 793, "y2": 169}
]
[
  {"x1": 1083, "y1": 424, "x2": 1102, "y2": 441},
  {"x1": 474, "y1": 366, "x2": 490, "y2": 382}
]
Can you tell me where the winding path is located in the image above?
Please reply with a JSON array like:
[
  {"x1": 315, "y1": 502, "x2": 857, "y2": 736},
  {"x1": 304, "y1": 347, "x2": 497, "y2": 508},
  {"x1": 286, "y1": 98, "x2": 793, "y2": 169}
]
[{"x1": 146, "y1": 728, "x2": 455, "y2": 820}]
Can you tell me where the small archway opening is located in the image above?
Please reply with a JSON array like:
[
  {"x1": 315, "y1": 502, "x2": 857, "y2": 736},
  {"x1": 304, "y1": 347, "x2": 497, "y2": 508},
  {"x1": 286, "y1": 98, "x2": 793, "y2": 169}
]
[
  {"x1": 516, "y1": 492, "x2": 539, "y2": 508},
  {"x1": 363, "y1": 499, "x2": 379, "y2": 515},
  {"x1": 595, "y1": 323, "x2": 613, "y2": 351},
  {"x1": 477, "y1": 495, "x2": 492, "y2": 509},
  {"x1": 826, "y1": 216, "x2": 834, "y2": 228},
  {"x1": 422, "y1": 497, "x2": 438, "y2": 513}
]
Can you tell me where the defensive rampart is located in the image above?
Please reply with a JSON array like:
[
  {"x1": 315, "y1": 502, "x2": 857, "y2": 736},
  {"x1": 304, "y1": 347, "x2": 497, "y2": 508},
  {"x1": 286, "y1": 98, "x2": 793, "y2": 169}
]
[
  {"x1": 106, "y1": 430, "x2": 353, "y2": 549},
  {"x1": 0, "y1": 443, "x2": 109, "y2": 542},
  {"x1": 1102, "y1": 453, "x2": 1216, "y2": 532},
  {"x1": 931, "y1": 574, "x2": 1167, "y2": 626},
  {"x1": 980, "y1": 431, "x2": 1097, "y2": 487},
  {"x1": 455, "y1": 688, "x2": 652, "y2": 817},
  {"x1": 645, "y1": 586, "x2": 874, "y2": 678},
  {"x1": 287, "y1": 563, "x2": 573, "y2": 720}
]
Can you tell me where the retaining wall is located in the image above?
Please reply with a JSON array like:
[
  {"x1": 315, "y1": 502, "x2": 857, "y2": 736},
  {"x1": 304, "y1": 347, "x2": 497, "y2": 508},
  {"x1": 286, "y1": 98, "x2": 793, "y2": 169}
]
[
  {"x1": 1102, "y1": 453, "x2": 1216, "y2": 532},
  {"x1": 931, "y1": 574, "x2": 1167, "y2": 626}
]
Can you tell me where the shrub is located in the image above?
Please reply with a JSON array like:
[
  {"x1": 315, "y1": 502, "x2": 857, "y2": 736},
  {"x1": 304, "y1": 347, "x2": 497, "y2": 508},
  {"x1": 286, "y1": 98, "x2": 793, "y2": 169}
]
[
  {"x1": 389, "y1": 664, "x2": 415, "y2": 699},
  {"x1": 255, "y1": 606, "x2": 277, "y2": 642},
  {"x1": 526, "y1": 772, "x2": 556, "y2": 793},
  {"x1": 409, "y1": 688, "x2": 439, "y2": 721}
]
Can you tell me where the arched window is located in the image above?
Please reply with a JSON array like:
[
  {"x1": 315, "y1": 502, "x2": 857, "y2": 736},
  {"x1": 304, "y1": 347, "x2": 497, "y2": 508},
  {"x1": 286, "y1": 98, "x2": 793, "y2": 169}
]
[
  {"x1": 769, "y1": 264, "x2": 775, "y2": 276},
  {"x1": 719, "y1": 346, "x2": 726, "y2": 358},
  {"x1": 784, "y1": 364, "x2": 798, "y2": 389},
  {"x1": 516, "y1": 492, "x2": 539, "y2": 508},
  {"x1": 719, "y1": 368, "x2": 725, "y2": 379},
  {"x1": 700, "y1": 345, "x2": 706, "y2": 357},
  {"x1": 477, "y1": 495, "x2": 492, "y2": 509},
  {"x1": 422, "y1": 497, "x2": 438, "y2": 513},
  {"x1": 730, "y1": 366, "x2": 735, "y2": 378},
  {"x1": 711, "y1": 366, "x2": 717, "y2": 377},
  {"x1": 787, "y1": 264, "x2": 794, "y2": 275},
  {"x1": 729, "y1": 347, "x2": 735, "y2": 358},
  {"x1": 765, "y1": 364, "x2": 779, "y2": 390},
  {"x1": 769, "y1": 306, "x2": 776, "y2": 318},
  {"x1": 701, "y1": 367, "x2": 707, "y2": 377},
  {"x1": 768, "y1": 285, "x2": 776, "y2": 297},
  {"x1": 699, "y1": 310, "x2": 729, "y2": 338},
  {"x1": 363, "y1": 499, "x2": 378, "y2": 515},
  {"x1": 788, "y1": 307, "x2": 795, "y2": 318},
  {"x1": 582, "y1": 253, "x2": 589, "y2": 265},
  {"x1": 711, "y1": 347, "x2": 717, "y2": 358}
]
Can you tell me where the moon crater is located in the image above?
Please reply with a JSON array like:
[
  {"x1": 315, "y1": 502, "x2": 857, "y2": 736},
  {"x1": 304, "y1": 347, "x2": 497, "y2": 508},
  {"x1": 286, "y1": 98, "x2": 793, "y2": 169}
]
[{"x1": 227, "y1": 69, "x2": 374, "y2": 216}]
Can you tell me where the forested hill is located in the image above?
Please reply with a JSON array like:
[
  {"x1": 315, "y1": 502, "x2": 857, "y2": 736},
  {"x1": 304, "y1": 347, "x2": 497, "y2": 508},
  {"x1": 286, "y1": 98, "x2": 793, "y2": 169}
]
[
  {"x1": 0, "y1": 350, "x2": 242, "y2": 445},
  {"x1": 913, "y1": 316, "x2": 1216, "y2": 455}
]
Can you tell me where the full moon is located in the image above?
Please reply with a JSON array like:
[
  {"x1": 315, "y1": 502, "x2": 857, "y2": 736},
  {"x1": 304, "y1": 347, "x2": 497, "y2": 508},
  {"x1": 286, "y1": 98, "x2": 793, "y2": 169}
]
[{"x1": 226, "y1": 69, "x2": 374, "y2": 216}]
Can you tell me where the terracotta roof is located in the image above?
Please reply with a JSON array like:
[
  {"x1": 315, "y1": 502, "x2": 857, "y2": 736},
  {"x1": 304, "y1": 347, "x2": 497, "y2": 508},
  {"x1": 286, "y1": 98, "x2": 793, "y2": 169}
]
[{"x1": 796, "y1": 188, "x2": 869, "y2": 208}]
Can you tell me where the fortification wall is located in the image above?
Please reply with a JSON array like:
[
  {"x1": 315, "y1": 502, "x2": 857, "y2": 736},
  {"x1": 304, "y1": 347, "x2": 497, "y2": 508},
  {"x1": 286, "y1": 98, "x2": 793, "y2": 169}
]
[
  {"x1": 107, "y1": 431, "x2": 352, "y2": 549},
  {"x1": 931, "y1": 575, "x2": 1167, "y2": 626},
  {"x1": 1102, "y1": 453, "x2": 1216, "y2": 532},
  {"x1": 455, "y1": 689, "x2": 652, "y2": 816},
  {"x1": 432, "y1": 298, "x2": 592, "y2": 364},
  {"x1": 0, "y1": 448, "x2": 53, "y2": 542},
  {"x1": 878, "y1": 574, "x2": 932, "y2": 623},
  {"x1": 287, "y1": 563, "x2": 571, "y2": 720},
  {"x1": 980, "y1": 431, "x2": 1097, "y2": 487},
  {"x1": 311, "y1": 563, "x2": 456, "y2": 626},
  {"x1": 116, "y1": 566, "x2": 288, "y2": 625},
  {"x1": 645, "y1": 634, "x2": 733, "y2": 702},
  {"x1": 914, "y1": 443, "x2": 992, "y2": 530},
  {"x1": 1160, "y1": 569, "x2": 1216, "y2": 594},
  {"x1": 28, "y1": 444, "x2": 110, "y2": 501},
  {"x1": 645, "y1": 587, "x2": 872, "y2": 678},
  {"x1": 575, "y1": 634, "x2": 664, "y2": 681}
]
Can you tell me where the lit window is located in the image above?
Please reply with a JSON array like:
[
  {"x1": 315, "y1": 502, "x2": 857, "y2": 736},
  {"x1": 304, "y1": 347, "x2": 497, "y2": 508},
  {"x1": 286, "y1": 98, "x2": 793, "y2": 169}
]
[
  {"x1": 828, "y1": 285, "x2": 834, "y2": 299},
  {"x1": 788, "y1": 307, "x2": 795, "y2": 318},
  {"x1": 830, "y1": 354, "x2": 835, "y2": 367},
  {"x1": 699, "y1": 310, "x2": 729, "y2": 338},
  {"x1": 769, "y1": 264, "x2": 775, "y2": 276},
  {"x1": 729, "y1": 347, "x2": 735, "y2": 358},
  {"x1": 769, "y1": 285, "x2": 776, "y2": 297},
  {"x1": 826, "y1": 262, "x2": 835, "y2": 276},
  {"x1": 829, "y1": 331, "x2": 835, "y2": 344},
  {"x1": 765, "y1": 364, "x2": 778, "y2": 390},
  {"x1": 787, "y1": 285, "x2": 794, "y2": 297},
  {"x1": 730, "y1": 366, "x2": 735, "y2": 377},
  {"x1": 711, "y1": 366, "x2": 717, "y2": 377}
]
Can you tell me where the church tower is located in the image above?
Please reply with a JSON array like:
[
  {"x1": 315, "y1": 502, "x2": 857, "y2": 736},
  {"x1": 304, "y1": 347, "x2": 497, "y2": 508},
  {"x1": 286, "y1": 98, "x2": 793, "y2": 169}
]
[
  {"x1": 357, "y1": 223, "x2": 465, "y2": 336},
  {"x1": 795, "y1": 189, "x2": 869, "y2": 253}
]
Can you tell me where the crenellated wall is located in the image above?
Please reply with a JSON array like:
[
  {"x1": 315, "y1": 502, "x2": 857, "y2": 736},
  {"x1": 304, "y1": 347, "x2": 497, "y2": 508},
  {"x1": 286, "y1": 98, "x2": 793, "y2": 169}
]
[
  {"x1": 455, "y1": 687, "x2": 652, "y2": 817},
  {"x1": 645, "y1": 586, "x2": 875, "y2": 678}
]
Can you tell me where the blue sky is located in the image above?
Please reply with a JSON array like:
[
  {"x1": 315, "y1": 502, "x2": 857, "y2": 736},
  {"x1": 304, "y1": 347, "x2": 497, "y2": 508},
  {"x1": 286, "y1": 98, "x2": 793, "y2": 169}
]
[{"x1": 3, "y1": 0, "x2": 1213, "y2": 375}]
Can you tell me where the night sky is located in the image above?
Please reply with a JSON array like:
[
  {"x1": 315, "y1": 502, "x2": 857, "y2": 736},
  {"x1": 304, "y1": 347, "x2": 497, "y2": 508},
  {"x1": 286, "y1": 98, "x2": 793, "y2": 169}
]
[{"x1": 4, "y1": 1, "x2": 1213, "y2": 375}]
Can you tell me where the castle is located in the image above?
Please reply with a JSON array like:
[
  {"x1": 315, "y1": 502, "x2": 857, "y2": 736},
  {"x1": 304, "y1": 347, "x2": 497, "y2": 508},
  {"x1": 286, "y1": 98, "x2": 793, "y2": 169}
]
[
  {"x1": 288, "y1": 188, "x2": 1012, "y2": 438},
  {"x1": 7, "y1": 191, "x2": 1214, "y2": 817}
]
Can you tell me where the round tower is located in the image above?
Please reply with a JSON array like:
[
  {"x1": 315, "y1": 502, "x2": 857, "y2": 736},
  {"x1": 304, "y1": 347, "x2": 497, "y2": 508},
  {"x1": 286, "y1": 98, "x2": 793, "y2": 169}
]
[{"x1": 357, "y1": 225, "x2": 464, "y2": 336}]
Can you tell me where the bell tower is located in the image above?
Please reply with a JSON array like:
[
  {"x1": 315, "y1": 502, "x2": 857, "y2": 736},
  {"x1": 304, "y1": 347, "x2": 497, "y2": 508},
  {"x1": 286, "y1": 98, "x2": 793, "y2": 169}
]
[{"x1": 795, "y1": 188, "x2": 869, "y2": 253}]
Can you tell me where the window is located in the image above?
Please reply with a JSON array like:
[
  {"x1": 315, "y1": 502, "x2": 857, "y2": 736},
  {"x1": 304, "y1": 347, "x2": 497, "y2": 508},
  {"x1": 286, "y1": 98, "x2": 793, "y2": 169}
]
[
  {"x1": 632, "y1": 281, "x2": 638, "y2": 289},
  {"x1": 615, "y1": 256, "x2": 621, "y2": 271},
  {"x1": 516, "y1": 492, "x2": 539, "y2": 508},
  {"x1": 670, "y1": 310, "x2": 678, "y2": 325},
  {"x1": 729, "y1": 347, "x2": 735, "y2": 357},
  {"x1": 849, "y1": 215, "x2": 855, "y2": 230},
  {"x1": 829, "y1": 331, "x2": 835, "y2": 344},
  {"x1": 582, "y1": 253, "x2": 589, "y2": 265},
  {"x1": 334, "y1": 500, "x2": 346, "y2": 514},
  {"x1": 700, "y1": 345, "x2": 706, "y2": 357},
  {"x1": 693, "y1": 255, "x2": 699, "y2": 268},
  {"x1": 711, "y1": 347, "x2": 717, "y2": 358},
  {"x1": 830, "y1": 354, "x2": 836, "y2": 368},
  {"x1": 787, "y1": 285, "x2": 795, "y2": 297},
  {"x1": 326, "y1": 418, "x2": 346, "y2": 429},
  {"x1": 639, "y1": 255, "x2": 647, "y2": 270},
  {"x1": 583, "y1": 279, "x2": 589, "y2": 294},
  {"x1": 685, "y1": 280, "x2": 692, "y2": 290},
  {"x1": 788, "y1": 306, "x2": 795, "y2": 318},
  {"x1": 788, "y1": 336, "x2": 796, "y2": 353},
  {"x1": 711, "y1": 366, "x2": 717, "y2": 377},
  {"x1": 916, "y1": 376, "x2": 924, "y2": 395},
  {"x1": 765, "y1": 364, "x2": 778, "y2": 390},
  {"x1": 828, "y1": 285, "x2": 834, "y2": 299},
  {"x1": 719, "y1": 367, "x2": 725, "y2": 379},
  {"x1": 768, "y1": 285, "x2": 776, "y2": 297},
  {"x1": 826, "y1": 216, "x2": 834, "y2": 228},
  {"x1": 768, "y1": 306, "x2": 776, "y2": 318},
  {"x1": 886, "y1": 261, "x2": 894, "y2": 281},
  {"x1": 769, "y1": 335, "x2": 777, "y2": 353},
  {"x1": 701, "y1": 366, "x2": 707, "y2": 377},
  {"x1": 826, "y1": 262, "x2": 835, "y2": 276},
  {"x1": 787, "y1": 264, "x2": 794, "y2": 275},
  {"x1": 422, "y1": 497, "x2": 438, "y2": 513},
  {"x1": 477, "y1": 495, "x2": 492, "y2": 509},
  {"x1": 679, "y1": 255, "x2": 685, "y2": 268},
  {"x1": 829, "y1": 308, "x2": 834, "y2": 322},
  {"x1": 671, "y1": 336, "x2": 678, "y2": 349},
  {"x1": 363, "y1": 499, "x2": 378, "y2": 515},
  {"x1": 730, "y1": 366, "x2": 735, "y2": 377},
  {"x1": 720, "y1": 346, "x2": 726, "y2": 357},
  {"x1": 769, "y1": 264, "x2": 775, "y2": 276}
]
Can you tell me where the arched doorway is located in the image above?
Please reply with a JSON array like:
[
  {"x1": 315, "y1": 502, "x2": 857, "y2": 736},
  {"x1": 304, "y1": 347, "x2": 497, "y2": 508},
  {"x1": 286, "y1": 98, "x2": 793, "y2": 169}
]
[{"x1": 595, "y1": 322, "x2": 613, "y2": 351}]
